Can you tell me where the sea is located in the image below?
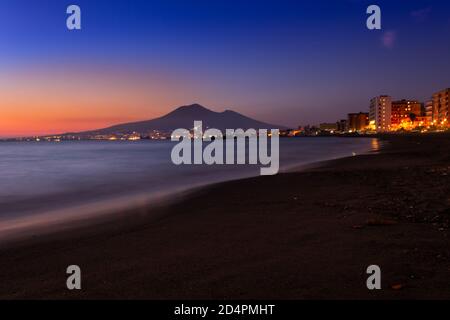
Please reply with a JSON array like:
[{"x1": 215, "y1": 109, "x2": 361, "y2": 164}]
[{"x1": 0, "y1": 137, "x2": 380, "y2": 239}]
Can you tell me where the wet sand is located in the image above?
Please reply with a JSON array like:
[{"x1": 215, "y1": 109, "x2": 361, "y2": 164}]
[{"x1": 1, "y1": 134, "x2": 450, "y2": 299}]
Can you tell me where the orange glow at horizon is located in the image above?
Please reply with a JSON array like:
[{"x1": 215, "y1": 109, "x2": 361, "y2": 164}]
[{"x1": 0, "y1": 66, "x2": 205, "y2": 137}]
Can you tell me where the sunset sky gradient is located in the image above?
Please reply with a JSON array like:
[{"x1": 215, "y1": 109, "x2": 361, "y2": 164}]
[{"x1": 1, "y1": 0, "x2": 450, "y2": 137}]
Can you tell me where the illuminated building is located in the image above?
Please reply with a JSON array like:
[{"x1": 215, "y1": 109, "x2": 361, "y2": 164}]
[
  {"x1": 432, "y1": 88, "x2": 450, "y2": 127},
  {"x1": 425, "y1": 100, "x2": 433, "y2": 126},
  {"x1": 347, "y1": 112, "x2": 369, "y2": 132},
  {"x1": 391, "y1": 100, "x2": 423, "y2": 129},
  {"x1": 369, "y1": 95, "x2": 392, "y2": 132}
]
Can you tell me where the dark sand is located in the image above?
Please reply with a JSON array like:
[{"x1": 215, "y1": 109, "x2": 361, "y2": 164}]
[{"x1": 1, "y1": 134, "x2": 450, "y2": 299}]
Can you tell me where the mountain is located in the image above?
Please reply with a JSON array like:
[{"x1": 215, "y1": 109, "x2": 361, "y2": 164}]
[{"x1": 71, "y1": 104, "x2": 285, "y2": 135}]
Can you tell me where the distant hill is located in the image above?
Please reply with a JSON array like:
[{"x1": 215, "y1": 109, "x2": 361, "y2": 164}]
[{"x1": 69, "y1": 104, "x2": 285, "y2": 135}]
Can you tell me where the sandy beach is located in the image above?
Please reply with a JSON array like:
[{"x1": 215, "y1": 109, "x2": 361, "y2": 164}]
[{"x1": 1, "y1": 134, "x2": 450, "y2": 299}]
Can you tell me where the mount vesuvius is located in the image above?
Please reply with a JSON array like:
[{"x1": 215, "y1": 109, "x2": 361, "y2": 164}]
[{"x1": 68, "y1": 104, "x2": 285, "y2": 136}]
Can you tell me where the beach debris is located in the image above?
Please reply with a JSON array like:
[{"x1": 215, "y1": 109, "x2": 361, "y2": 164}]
[
  {"x1": 391, "y1": 283, "x2": 404, "y2": 290},
  {"x1": 367, "y1": 217, "x2": 398, "y2": 226}
]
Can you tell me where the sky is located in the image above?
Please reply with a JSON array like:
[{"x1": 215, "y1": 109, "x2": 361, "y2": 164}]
[{"x1": 1, "y1": 0, "x2": 450, "y2": 136}]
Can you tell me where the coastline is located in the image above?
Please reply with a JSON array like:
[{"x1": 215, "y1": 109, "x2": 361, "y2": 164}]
[
  {"x1": 1, "y1": 134, "x2": 450, "y2": 299},
  {"x1": 0, "y1": 137, "x2": 376, "y2": 246}
]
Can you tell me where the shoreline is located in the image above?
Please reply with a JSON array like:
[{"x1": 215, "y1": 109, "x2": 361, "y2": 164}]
[
  {"x1": 0, "y1": 138, "x2": 377, "y2": 246},
  {"x1": 1, "y1": 134, "x2": 450, "y2": 299}
]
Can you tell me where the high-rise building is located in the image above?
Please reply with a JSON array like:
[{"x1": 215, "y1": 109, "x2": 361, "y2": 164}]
[
  {"x1": 391, "y1": 100, "x2": 423, "y2": 129},
  {"x1": 369, "y1": 95, "x2": 392, "y2": 132},
  {"x1": 432, "y1": 88, "x2": 450, "y2": 127},
  {"x1": 347, "y1": 112, "x2": 369, "y2": 132},
  {"x1": 425, "y1": 100, "x2": 433, "y2": 125}
]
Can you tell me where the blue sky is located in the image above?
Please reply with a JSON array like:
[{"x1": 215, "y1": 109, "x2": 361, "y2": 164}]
[{"x1": 1, "y1": 0, "x2": 449, "y2": 131}]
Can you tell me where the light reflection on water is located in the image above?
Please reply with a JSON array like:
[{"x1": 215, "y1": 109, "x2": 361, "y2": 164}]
[{"x1": 371, "y1": 138, "x2": 381, "y2": 152}]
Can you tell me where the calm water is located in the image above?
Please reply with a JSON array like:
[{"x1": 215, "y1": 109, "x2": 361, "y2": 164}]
[{"x1": 0, "y1": 138, "x2": 379, "y2": 235}]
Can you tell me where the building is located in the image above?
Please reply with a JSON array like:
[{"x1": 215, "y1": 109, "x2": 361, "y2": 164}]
[
  {"x1": 319, "y1": 123, "x2": 338, "y2": 133},
  {"x1": 425, "y1": 100, "x2": 433, "y2": 125},
  {"x1": 432, "y1": 88, "x2": 450, "y2": 127},
  {"x1": 347, "y1": 112, "x2": 369, "y2": 132},
  {"x1": 303, "y1": 125, "x2": 320, "y2": 136},
  {"x1": 369, "y1": 95, "x2": 392, "y2": 132},
  {"x1": 336, "y1": 119, "x2": 347, "y2": 133},
  {"x1": 391, "y1": 100, "x2": 423, "y2": 129}
]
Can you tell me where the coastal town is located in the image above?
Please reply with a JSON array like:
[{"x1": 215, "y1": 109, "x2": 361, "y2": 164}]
[
  {"x1": 282, "y1": 87, "x2": 450, "y2": 137},
  {"x1": 2, "y1": 87, "x2": 449, "y2": 142}
]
